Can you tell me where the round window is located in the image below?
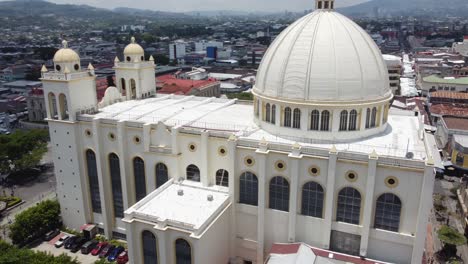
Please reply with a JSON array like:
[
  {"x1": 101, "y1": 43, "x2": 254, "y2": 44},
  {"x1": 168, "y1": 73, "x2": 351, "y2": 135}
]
[
  {"x1": 108, "y1": 132, "x2": 116, "y2": 141},
  {"x1": 309, "y1": 166, "x2": 320, "y2": 176},
  {"x1": 275, "y1": 160, "x2": 286, "y2": 171},
  {"x1": 141, "y1": 56, "x2": 144, "y2": 61},
  {"x1": 218, "y1": 146, "x2": 227, "y2": 156},
  {"x1": 188, "y1": 143, "x2": 196, "y2": 152},
  {"x1": 385, "y1": 176, "x2": 399, "y2": 188},
  {"x1": 55, "y1": 65, "x2": 61, "y2": 71},
  {"x1": 133, "y1": 136, "x2": 141, "y2": 144},
  {"x1": 74, "y1": 64, "x2": 79, "y2": 71},
  {"x1": 244, "y1": 156, "x2": 255, "y2": 166},
  {"x1": 126, "y1": 56, "x2": 131, "y2": 62},
  {"x1": 345, "y1": 171, "x2": 358, "y2": 182},
  {"x1": 85, "y1": 129, "x2": 92, "y2": 137}
]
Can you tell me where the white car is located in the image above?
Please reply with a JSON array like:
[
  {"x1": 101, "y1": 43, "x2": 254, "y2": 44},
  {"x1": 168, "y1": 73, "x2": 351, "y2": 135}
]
[{"x1": 54, "y1": 234, "x2": 70, "y2": 248}]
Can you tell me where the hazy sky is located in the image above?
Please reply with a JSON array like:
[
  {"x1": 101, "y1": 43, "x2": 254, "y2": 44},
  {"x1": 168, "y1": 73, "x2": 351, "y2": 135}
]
[{"x1": 39, "y1": 0, "x2": 370, "y2": 12}]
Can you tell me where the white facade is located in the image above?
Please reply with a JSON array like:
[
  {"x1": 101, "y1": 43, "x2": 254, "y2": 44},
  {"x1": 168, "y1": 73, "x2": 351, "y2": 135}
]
[
  {"x1": 194, "y1": 41, "x2": 223, "y2": 52},
  {"x1": 383, "y1": 54, "x2": 402, "y2": 95},
  {"x1": 44, "y1": 2, "x2": 436, "y2": 264},
  {"x1": 169, "y1": 42, "x2": 187, "y2": 61}
]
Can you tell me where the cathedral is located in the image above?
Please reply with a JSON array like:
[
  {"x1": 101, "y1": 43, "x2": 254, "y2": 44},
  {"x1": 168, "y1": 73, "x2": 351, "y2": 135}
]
[{"x1": 42, "y1": 0, "x2": 436, "y2": 263}]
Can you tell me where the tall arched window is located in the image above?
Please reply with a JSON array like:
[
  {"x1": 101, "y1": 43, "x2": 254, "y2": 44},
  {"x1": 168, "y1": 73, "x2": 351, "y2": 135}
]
[
  {"x1": 301, "y1": 181, "x2": 324, "y2": 218},
  {"x1": 284, "y1": 107, "x2": 292, "y2": 127},
  {"x1": 155, "y1": 163, "x2": 169, "y2": 188},
  {"x1": 371, "y1": 107, "x2": 377, "y2": 128},
  {"x1": 348, "y1": 110, "x2": 357, "y2": 131},
  {"x1": 365, "y1": 108, "x2": 371, "y2": 129},
  {"x1": 310, "y1": 110, "x2": 320, "y2": 131},
  {"x1": 374, "y1": 193, "x2": 402, "y2": 232},
  {"x1": 265, "y1": 103, "x2": 271, "y2": 122},
  {"x1": 239, "y1": 172, "x2": 258, "y2": 206},
  {"x1": 175, "y1": 238, "x2": 191, "y2": 264},
  {"x1": 133, "y1": 157, "x2": 146, "y2": 202},
  {"x1": 320, "y1": 110, "x2": 330, "y2": 131},
  {"x1": 269, "y1": 176, "x2": 290, "y2": 212},
  {"x1": 339, "y1": 110, "x2": 348, "y2": 131},
  {"x1": 271, "y1": 105, "x2": 276, "y2": 124},
  {"x1": 86, "y1": 150, "x2": 101, "y2": 214},
  {"x1": 293, "y1": 108, "x2": 301, "y2": 129},
  {"x1": 142, "y1": 231, "x2": 158, "y2": 264},
  {"x1": 130, "y1": 79, "x2": 137, "y2": 99},
  {"x1": 58, "y1": 93, "x2": 68, "y2": 120},
  {"x1": 215, "y1": 169, "x2": 229, "y2": 187},
  {"x1": 186, "y1": 165, "x2": 200, "y2": 182},
  {"x1": 109, "y1": 153, "x2": 124, "y2": 218},
  {"x1": 336, "y1": 187, "x2": 361, "y2": 225},
  {"x1": 48, "y1": 92, "x2": 57, "y2": 119},
  {"x1": 120, "y1": 78, "x2": 126, "y2": 95}
]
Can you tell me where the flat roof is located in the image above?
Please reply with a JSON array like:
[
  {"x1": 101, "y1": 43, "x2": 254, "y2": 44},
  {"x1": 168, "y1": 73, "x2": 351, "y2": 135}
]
[
  {"x1": 81, "y1": 95, "x2": 428, "y2": 160},
  {"x1": 423, "y1": 75, "x2": 468, "y2": 85},
  {"x1": 126, "y1": 181, "x2": 229, "y2": 231},
  {"x1": 454, "y1": 134, "x2": 468, "y2": 148},
  {"x1": 443, "y1": 117, "x2": 468, "y2": 131}
]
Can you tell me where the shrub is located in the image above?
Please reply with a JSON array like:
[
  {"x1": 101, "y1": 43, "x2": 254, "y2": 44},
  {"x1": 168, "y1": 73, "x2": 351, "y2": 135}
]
[{"x1": 0, "y1": 239, "x2": 79, "y2": 263}]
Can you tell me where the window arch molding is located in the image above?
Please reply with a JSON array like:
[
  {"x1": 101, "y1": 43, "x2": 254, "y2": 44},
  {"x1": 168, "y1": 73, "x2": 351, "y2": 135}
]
[
  {"x1": 336, "y1": 186, "x2": 362, "y2": 225},
  {"x1": 374, "y1": 193, "x2": 402, "y2": 232},
  {"x1": 155, "y1": 162, "x2": 169, "y2": 189},
  {"x1": 269, "y1": 176, "x2": 290, "y2": 212},
  {"x1": 174, "y1": 238, "x2": 192, "y2": 264},
  {"x1": 301, "y1": 181, "x2": 324, "y2": 218},
  {"x1": 186, "y1": 164, "x2": 200, "y2": 182},
  {"x1": 215, "y1": 169, "x2": 229, "y2": 187},
  {"x1": 133, "y1": 156, "x2": 147, "y2": 202},
  {"x1": 141, "y1": 230, "x2": 158, "y2": 264},
  {"x1": 239, "y1": 171, "x2": 258, "y2": 206}
]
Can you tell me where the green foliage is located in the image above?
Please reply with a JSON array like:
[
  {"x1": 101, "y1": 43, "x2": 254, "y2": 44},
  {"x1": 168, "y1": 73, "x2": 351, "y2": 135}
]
[
  {"x1": 438, "y1": 225, "x2": 467, "y2": 246},
  {"x1": 108, "y1": 239, "x2": 127, "y2": 248},
  {"x1": 9, "y1": 200, "x2": 61, "y2": 245},
  {"x1": 0, "y1": 196, "x2": 22, "y2": 208},
  {"x1": 226, "y1": 92, "x2": 254, "y2": 101},
  {"x1": 0, "y1": 240, "x2": 79, "y2": 264},
  {"x1": 0, "y1": 129, "x2": 49, "y2": 174},
  {"x1": 152, "y1": 54, "x2": 170, "y2": 65},
  {"x1": 94, "y1": 259, "x2": 113, "y2": 264}
]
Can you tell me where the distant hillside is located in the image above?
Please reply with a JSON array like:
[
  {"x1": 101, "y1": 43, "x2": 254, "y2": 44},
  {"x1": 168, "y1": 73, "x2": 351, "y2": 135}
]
[
  {"x1": 113, "y1": 7, "x2": 188, "y2": 19},
  {"x1": 339, "y1": 0, "x2": 468, "y2": 17}
]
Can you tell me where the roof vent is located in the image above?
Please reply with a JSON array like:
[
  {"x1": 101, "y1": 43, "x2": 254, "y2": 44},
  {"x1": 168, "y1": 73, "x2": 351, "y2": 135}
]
[
  {"x1": 207, "y1": 194, "x2": 214, "y2": 201},
  {"x1": 405, "y1": 152, "x2": 414, "y2": 159},
  {"x1": 177, "y1": 189, "x2": 184, "y2": 196}
]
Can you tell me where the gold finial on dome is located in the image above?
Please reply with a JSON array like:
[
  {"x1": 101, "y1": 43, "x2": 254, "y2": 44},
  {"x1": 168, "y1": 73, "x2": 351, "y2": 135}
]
[
  {"x1": 62, "y1": 40, "x2": 68, "y2": 48},
  {"x1": 131, "y1": 36, "x2": 136, "y2": 44}
]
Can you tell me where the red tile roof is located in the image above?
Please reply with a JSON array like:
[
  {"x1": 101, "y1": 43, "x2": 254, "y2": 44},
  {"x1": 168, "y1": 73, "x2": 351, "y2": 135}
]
[
  {"x1": 157, "y1": 74, "x2": 218, "y2": 95},
  {"x1": 268, "y1": 243, "x2": 390, "y2": 264},
  {"x1": 443, "y1": 117, "x2": 468, "y2": 131},
  {"x1": 430, "y1": 91, "x2": 468, "y2": 101},
  {"x1": 430, "y1": 104, "x2": 468, "y2": 118}
]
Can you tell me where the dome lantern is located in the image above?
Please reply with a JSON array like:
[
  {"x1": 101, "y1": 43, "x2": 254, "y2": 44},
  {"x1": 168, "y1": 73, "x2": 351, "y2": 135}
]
[
  {"x1": 53, "y1": 39, "x2": 81, "y2": 73},
  {"x1": 123, "y1": 36, "x2": 145, "y2": 63},
  {"x1": 315, "y1": 0, "x2": 335, "y2": 10}
]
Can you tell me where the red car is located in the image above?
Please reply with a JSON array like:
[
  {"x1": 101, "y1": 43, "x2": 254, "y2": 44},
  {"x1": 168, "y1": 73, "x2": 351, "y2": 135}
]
[
  {"x1": 117, "y1": 250, "x2": 129, "y2": 264},
  {"x1": 91, "y1": 242, "x2": 108, "y2": 256}
]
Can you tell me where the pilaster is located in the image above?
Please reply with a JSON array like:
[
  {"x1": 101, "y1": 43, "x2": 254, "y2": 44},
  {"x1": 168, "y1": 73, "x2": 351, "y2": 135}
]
[
  {"x1": 288, "y1": 143, "x2": 302, "y2": 242},
  {"x1": 359, "y1": 150, "x2": 378, "y2": 256},
  {"x1": 201, "y1": 130, "x2": 209, "y2": 186},
  {"x1": 117, "y1": 120, "x2": 130, "y2": 208},
  {"x1": 256, "y1": 141, "x2": 268, "y2": 264},
  {"x1": 323, "y1": 145, "x2": 338, "y2": 248},
  {"x1": 228, "y1": 135, "x2": 238, "y2": 257}
]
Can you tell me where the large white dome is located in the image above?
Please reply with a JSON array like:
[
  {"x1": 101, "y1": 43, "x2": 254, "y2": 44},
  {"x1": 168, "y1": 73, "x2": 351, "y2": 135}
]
[{"x1": 254, "y1": 10, "x2": 391, "y2": 102}]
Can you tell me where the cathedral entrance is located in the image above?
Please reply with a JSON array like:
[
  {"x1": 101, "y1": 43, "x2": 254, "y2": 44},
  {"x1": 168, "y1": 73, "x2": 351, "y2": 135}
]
[{"x1": 330, "y1": 230, "x2": 361, "y2": 256}]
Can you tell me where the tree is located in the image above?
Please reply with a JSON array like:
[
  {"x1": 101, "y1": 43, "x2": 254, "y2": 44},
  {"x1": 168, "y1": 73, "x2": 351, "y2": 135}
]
[
  {"x1": 152, "y1": 54, "x2": 170, "y2": 65},
  {"x1": 438, "y1": 225, "x2": 467, "y2": 258},
  {"x1": 0, "y1": 240, "x2": 78, "y2": 263},
  {"x1": 0, "y1": 129, "x2": 49, "y2": 175},
  {"x1": 9, "y1": 200, "x2": 61, "y2": 246}
]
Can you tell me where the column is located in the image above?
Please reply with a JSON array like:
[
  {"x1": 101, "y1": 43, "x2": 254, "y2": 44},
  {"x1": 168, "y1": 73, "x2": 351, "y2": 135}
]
[
  {"x1": 143, "y1": 123, "x2": 151, "y2": 152},
  {"x1": 322, "y1": 146, "x2": 338, "y2": 248},
  {"x1": 117, "y1": 120, "x2": 130, "y2": 209},
  {"x1": 125, "y1": 221, "x2": 136, "y2": 264},
  {"x1": 256, "y1": 151, "x2": 267, "y2": 264},
  {"x1": 171, "y1": 127, "x2": 179, "y2": 155},
  {"x1": 92, "y1": 118, "x2": 112, "y2": 238},
  {"x1": 201, "y1": 130, "x2": 209, "y2": 187},
  {"x1": 228, "y1": 135, "x2": 238, "y2": 257},
  {"x1": 288, "y1": 157, "x2": 300, "y2": 242},
  {"x1": 158, "y1": 232, "x2": 168, "y2": 264},
  {"x1": 411, "y1": 159, "x2": 435, "y2": 263},
  {"x1": 359, "y1": 150, "x2": 378, "y2": 256}
]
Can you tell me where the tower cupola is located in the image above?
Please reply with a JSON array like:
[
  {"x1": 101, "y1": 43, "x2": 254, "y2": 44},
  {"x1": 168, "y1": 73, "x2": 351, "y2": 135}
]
[
  {"x1": 53, "y1": 40, "x2": 81, "y2": 73},
  {"x1": 315, "y1": 0, "x2": 335, "y2": 10},
  {"x1": 123, "y1": 37, "x2": 145, "y2": 63}
]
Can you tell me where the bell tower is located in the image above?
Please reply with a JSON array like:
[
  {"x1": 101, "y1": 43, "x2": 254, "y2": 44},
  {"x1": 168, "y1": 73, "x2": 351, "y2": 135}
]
[
  {"x1": 114, "y1": 37, "x2": 156, "y2": 100},
  {"x1": 315, "y1": 0, "x2": 335, "y2": 10}
]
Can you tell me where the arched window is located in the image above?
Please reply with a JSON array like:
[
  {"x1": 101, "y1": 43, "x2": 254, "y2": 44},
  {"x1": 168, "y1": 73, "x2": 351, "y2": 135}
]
[
  {"x1": 271, "y1": 105, "x2": 276, "y2": 124},
  {"x1": 269, "y1": 176, "x2": 290, "y2": 212},
  {"x1": 239, "y1": 172, "x2": 258, "y2": 206},
  {"x1": 130, "y1": 79, "x2": 137, "y2": 99},
  {"x1": 216, "y1": 169, "x2": 229, "y2": 187},
  {"x1": 58, "y1": 93, "x2": 68, "y2": 120},
  {"x1": 310, "y1": 110, "x2": 320, "y2": 131},
  {"x1": 320, "y1": 110, "x2": 330, "y2": 131},
  {"x1": 175, "y1": 238, "x2": 191, "y2": 264},
  {"x1": 186, "y1": 165, "x2": 200, "y2": 182},
  {"x1": 301, "y1": 181, "x2": 324, "y2": 218},
  {"x1": 293, "y1": 108, "x2": 301, "y2": 129},
  {"x1": 348, "y1": 110, "x2": 357, "y2": 131},
  {"x1": 48, "y1": 92, "x2": 57, "y2": 119},
  {"x1": 142, "y1": 231, "x2": 158, "y2": 264},
  {"x1": 86, "y1": 150, "x2": 101, "y2": 214},
  {"x1": 155, "y1": 163, "x2": 169, "y2": 188},
  {"x1": 284, "y1": 107, "x2": 292, "y2": 127},
  {"x1": 109, "y1": 153, "x2": 124, "y2": 218},
  {"x1": 371, "y1": 107, "x2": 377, "y2": 128},
  {"x1": 339, "y1": 110, "x2": 348, "y2": 131},
  {"x1": 133, "y1": 157, "x2": 146, "y2": 202},
  {"x1": 120, "y1": 78, "x2": 126, "y2": 95},
  {"x1": 265, "y1": 103, "x2": 271, "y2": 122},
  {"x1": 336, "y1": 187, "x2": 361, "y2": 225},
  {"x1": 365, "y1": 108, "x2": 371, "y2": 128},
  {"x1": 374, "y1": 193, "x2": 402, "y2": 232}
]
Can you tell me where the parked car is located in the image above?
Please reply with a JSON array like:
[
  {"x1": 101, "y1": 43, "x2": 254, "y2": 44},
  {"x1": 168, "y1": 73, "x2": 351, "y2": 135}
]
[
  {"x1": 91, "y1": 242, "x2": 108, "y2": 256},
  {"x1": 43, "y1": 229, "x2": 60, "y2": 241},
  {"x1": 117, "y1": 250, "x2": 129, "y2": 264},
  {"x1": 70, "y1": 237, "x2": 88, "y2": 253},
  {"x1": 99, "y1": 244, "x2": 115, "y2": 258},
  {"x1": 54, "y1": 234, "x2": 70, "y2": 248},
  {"x1": 108, "y1": 246, "x2": 125, "y2": 262},
  {"x1": 64, "y1": 236, "x2": 77, "y2": 249},
  {"x1": 81, "y1": 240, "x2": 98, "y2": 254}
]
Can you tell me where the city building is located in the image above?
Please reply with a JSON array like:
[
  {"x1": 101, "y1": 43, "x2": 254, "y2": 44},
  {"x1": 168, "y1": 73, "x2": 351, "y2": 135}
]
[
  {"x1": 452, "y1": 36, "x2": 468, "y2": 58},
  {"x1": 421, "y1": 75, "x2": 468, "y2": 95},
  {"x1": 382, "y1": 54, "x2": 402, "y2": 95},
  {"x1": 435, "y1": 116, "x2": 468, "y2": 176},
  {"x1": 42, "y1": 2, "x2": 436, "y2": 264},
  {"x1": 26, "y1": 88, "x2": 47, "y2": 122},
  {"x1": 156, "y1": 74, "x2": 220, "y2": 97},
  {"x1": 169, "y1": 42, "x2": 187, "y2": 62}
]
